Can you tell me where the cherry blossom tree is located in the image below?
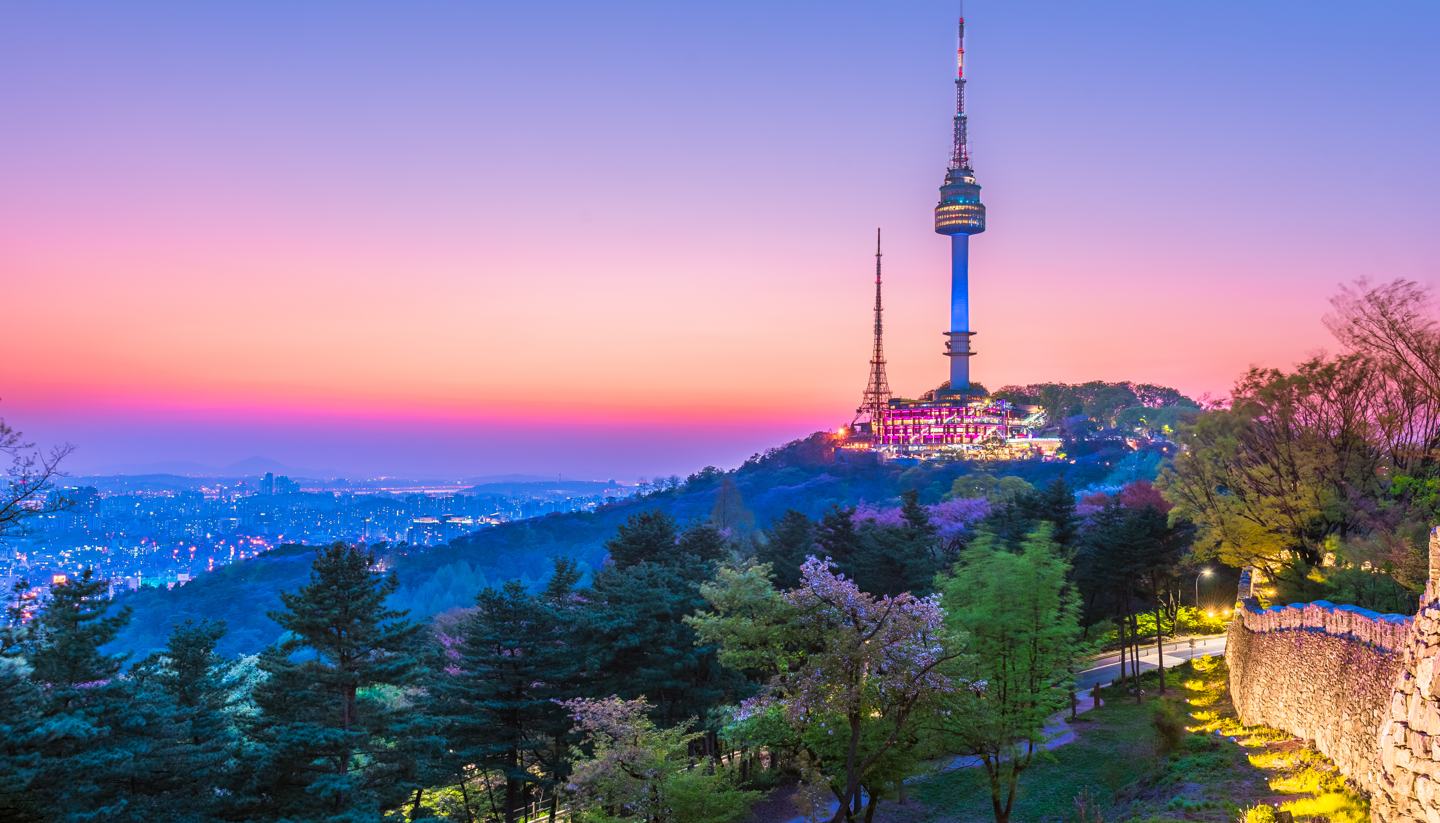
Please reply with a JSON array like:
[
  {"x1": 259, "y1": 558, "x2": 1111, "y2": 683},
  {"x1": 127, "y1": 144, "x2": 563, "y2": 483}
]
[
  {"x1": 562, "y1": 696, "x2": 756, "y2": 823},
  {"x1": 735, "y1": 557, "x2": 962, "y2": 823}
]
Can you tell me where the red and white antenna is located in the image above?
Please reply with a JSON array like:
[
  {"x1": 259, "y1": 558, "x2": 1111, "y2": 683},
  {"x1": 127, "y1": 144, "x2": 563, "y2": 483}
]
[{"x1": 951, "y1": 8, "x2": 972, "y2": 170}]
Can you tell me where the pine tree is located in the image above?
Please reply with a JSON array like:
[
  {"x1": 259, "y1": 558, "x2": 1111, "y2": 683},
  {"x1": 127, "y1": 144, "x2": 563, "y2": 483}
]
[
  {"x1": 122, "y1": 619, "x2": 241, "y2": 820},
  {"x1": 1, "y1": 577, "x2": 34, "y2": 656},
  {"x1": 581, "y1": 522, "x2": 740, "y2": 729},
  {"x1": 757, "y1": 510, "x2": 814, "y2": 589},
  {"x1": 605, "y1": 511, "x2": 679, "y2": 568},
  {"x1": 1032, "y1": 478, "x2": 1079, "y2": 548},
  {"x1": 433, "y1": 579, "x2": 579, "y2": 823},
  {"x1": 541, "y1": 556, "x2": 582, "y2": 605},
  {"x1": 245, "y1": 543, "x2": 422, "y2": 822},
  {"x1": 676, "y1": 523, "x2": 730, "y2": 571},
  {"x1": 0, "y1": 656, "x2": 44, "y2": 821},
  {"x1": 814, "y1": 507, "x2": 861, "y2": 577},
  {"x1": 24, "y1": 568, "x2": 135, "y2": 822},
  {"x1": 853, "y1": 491, "x2": 941, "y2": 596},
  {"x1": 979, "y1": 477, "x2": 1078, "y2": 551},
  {"x1": 582, "y1": 561, "x2": 730, "y2": 728}
]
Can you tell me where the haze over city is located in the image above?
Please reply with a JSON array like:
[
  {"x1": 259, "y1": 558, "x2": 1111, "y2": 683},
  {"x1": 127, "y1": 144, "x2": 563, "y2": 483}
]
[{"x1": 5, "y1": 0, "x2": 1437, "y2": 478}]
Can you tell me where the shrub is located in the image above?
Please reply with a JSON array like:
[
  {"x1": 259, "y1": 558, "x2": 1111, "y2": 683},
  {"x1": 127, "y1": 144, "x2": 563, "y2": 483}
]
[
  {"x1": 664, "y1": 768, "x2": 760, "y2": 823},
  {"x1": 1241, "y1": 805, "x2": 1279, "y2": 823}
]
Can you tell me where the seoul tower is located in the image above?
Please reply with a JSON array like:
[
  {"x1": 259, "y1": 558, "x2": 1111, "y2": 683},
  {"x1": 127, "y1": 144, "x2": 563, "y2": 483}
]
[{"x1": 934, "y1": 12, "x2": 986, "y2": 393}]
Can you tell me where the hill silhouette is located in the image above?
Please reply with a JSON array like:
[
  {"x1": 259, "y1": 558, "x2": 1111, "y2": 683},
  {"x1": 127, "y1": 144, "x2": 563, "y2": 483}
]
[{"x1": 107, "y1": 422, "x2": 1171, "y2": 659}]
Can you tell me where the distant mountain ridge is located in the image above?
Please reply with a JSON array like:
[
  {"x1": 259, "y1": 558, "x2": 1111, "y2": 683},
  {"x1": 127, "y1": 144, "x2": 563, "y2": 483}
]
[{"x1": 78, "y1": 461, "x2": 612, "y2": 488}]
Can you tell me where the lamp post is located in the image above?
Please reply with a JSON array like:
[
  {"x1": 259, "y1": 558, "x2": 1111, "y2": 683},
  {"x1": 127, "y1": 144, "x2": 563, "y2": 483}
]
[{"x1": 1195, "y1": 567, "x2": 1214, "y2": 609}]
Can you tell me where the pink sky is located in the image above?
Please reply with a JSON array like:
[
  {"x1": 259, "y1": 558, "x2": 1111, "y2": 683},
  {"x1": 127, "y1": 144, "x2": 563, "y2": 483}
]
[{"x1": 3, "y1": 1, "x2": 1437, "y2": 478}]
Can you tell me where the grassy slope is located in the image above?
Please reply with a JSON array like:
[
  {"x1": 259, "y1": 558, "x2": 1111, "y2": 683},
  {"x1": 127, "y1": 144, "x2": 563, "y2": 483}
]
[
  {"x1": 912, "y1": 657, "x2": 1368, "y2": 822},
  {"x1": 914, "y1": 694, "x2": 1164, "y2": 821}
]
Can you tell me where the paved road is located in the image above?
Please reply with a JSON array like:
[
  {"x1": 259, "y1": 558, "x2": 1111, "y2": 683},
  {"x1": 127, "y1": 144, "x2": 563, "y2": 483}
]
[{"x1": 1077, "y1": 634, "x2": 1228, "y2": 691}]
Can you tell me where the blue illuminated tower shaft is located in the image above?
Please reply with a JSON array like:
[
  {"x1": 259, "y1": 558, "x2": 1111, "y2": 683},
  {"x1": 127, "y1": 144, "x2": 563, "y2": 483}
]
[
  {"x1": 934, "y1": 15, "x2": 985, "y2": 393},
  {"x1": 949, "y1": 233, "x2": 972, "y2": 387}
]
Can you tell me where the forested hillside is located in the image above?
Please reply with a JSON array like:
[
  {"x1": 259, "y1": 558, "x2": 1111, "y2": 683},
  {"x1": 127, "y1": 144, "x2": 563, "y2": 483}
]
[{"x1": 108, "y1": 424, "x2": 1166, "y2": 659}]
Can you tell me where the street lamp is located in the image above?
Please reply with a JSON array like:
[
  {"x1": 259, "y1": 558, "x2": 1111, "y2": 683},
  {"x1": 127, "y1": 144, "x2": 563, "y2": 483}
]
[{"x1": 1195, "y1": 567, "x2": 1214, "y2": 609}]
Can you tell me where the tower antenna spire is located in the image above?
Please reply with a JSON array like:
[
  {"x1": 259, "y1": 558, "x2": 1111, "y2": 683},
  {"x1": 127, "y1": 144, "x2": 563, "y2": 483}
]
[
  {"x1": 951, "y1": 10, "x2": 971, "y2": 170},
  {"x1": 855, "y1": 228, "x2": 891, "y2": 435}
]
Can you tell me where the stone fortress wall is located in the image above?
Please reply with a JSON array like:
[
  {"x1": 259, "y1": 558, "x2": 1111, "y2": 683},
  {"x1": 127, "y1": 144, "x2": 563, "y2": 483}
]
[{"x1": 1225, "y1": 528, "x2": 1440, "y2": 822}]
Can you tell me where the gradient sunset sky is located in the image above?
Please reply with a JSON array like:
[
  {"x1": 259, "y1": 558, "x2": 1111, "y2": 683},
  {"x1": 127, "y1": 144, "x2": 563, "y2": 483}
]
[{"x1": 4, "y1": 0, "x2": 1438, "y2": 479}]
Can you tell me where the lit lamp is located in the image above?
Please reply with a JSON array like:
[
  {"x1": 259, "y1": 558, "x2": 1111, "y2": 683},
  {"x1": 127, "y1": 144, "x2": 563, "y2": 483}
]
[{"x1": 1195, "y1": 567, "x2": 1214, "y2": 610}]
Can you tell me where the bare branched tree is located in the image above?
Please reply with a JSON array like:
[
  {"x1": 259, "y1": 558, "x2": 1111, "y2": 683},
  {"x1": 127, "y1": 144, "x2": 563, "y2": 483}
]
[
  {"x1": 1328, "y1": 279, "x2": 1440, "y2": 468},
  {"x1": 1329, "y1": 279, "x2": 1440, "y2": 406},
  {"x1": 0, "y1": 411, "x2": 74, "y2": 541}
]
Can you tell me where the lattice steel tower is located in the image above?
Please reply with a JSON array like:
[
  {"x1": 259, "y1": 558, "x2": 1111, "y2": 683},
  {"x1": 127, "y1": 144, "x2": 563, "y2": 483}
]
[
  {"x1": 855, "y1": 228, "x2": 891, "y2": 434},
  {"x1": 934, "y1": 13, "x2": 987, "y2": 393}
]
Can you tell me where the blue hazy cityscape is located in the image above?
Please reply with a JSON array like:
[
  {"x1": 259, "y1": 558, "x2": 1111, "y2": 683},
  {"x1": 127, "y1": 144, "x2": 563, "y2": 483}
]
[{"x1": 0, "y1": 471, "x2": 634, "y2": 603}]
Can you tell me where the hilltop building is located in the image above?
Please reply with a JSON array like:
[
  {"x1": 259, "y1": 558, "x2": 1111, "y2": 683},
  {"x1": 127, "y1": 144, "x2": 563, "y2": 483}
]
[{"x1": 846, "y1": 15, "x2": 1059, "y2": 460}]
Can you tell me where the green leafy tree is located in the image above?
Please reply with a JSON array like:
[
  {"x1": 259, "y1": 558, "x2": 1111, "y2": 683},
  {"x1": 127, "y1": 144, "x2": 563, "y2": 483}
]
[
  {"x1": 946, "y1": 473, "x2": 1033, "y2": 505},
  {"x1": 710, "y1": 477, "x2": 756, "y2": 537},
  {"x1": 1160, "y1": 358, "x2": 1386, "y2": 582},
  {"x1": 245, "y1": 543, "x2": 423, "y2": 821},
  {"x1": 687, "y1": 561, "x2": 805, "y2": 780},
  {"x1": 687, "y1": 560, "x2": 795, "y2": 683},
  {"x1": 934, "y1": 526, "x2": 1083, "y2": 823}
]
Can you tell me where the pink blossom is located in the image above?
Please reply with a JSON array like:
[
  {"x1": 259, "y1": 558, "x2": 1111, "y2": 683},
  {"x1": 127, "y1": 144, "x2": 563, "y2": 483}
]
[
  {"x1": 773, "y1": 557, "x2": 956, "y2": 724},
  {"x1": 927, "y1": 497, "x2": 990, "y2": 541},
  {"x1": 851, "y1": 503, "x2": 905, "y2": 528}
]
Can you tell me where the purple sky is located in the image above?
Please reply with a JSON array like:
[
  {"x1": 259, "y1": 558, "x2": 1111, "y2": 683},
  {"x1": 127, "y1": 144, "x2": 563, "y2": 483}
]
[{"x1": 3, "y1": 1, "x2": 1437, "y2": 479}]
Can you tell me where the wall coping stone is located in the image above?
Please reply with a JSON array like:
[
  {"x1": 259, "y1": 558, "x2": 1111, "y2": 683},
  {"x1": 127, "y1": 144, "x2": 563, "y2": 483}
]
[{"x1": 1238, "y1": 596, "x2": 1413, "y2": 652}]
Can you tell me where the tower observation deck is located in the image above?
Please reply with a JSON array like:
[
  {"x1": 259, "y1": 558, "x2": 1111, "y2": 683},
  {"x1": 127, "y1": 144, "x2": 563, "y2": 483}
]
[{"x1": 934, "y1": 15, "x2": 986, "y2": 393}]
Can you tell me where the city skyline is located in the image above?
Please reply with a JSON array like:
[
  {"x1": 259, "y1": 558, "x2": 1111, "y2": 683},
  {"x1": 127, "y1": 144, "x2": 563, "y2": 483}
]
[{"x1": 5, "y1": 0, "x2": 1438, "y2": 478}]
